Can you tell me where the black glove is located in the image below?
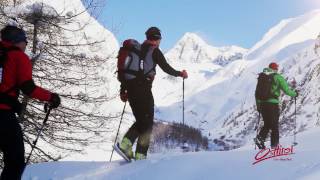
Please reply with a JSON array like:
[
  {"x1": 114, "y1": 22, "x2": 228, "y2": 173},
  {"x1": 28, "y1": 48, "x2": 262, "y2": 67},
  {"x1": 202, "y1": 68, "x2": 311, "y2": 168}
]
[
  {"x1": 120, "y1": 91, "x2": 128, "y2": 102},
  {"x1": 50, "y1": 93, "x2": 61, "y2": 109}
]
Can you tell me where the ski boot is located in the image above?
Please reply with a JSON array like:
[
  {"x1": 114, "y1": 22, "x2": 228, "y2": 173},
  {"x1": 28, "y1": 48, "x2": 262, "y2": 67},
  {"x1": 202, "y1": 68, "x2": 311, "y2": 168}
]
[
  {"x1": 135, "y1": 152, "x2": 146, "y2": 161},
  {"x1": 114, "y1": 137, "x2": 134, "y2": 162}
]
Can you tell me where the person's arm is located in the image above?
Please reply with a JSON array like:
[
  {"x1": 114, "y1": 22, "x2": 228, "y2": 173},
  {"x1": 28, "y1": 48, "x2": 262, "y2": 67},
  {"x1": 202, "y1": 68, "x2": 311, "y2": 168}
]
[
  {"x1": 120, "y1": 82, "x2": 127, "y2": 94},
  {"x1": 153, "y1": 48, "x2": 181, "y2": 77},
  {"x1": 119, "y1": 82, "x2": 128, "y2": 102},
  {"x1": 15, "y1": 51, "x2": 52, "y2": 101},
  {"x1": 276, "y1": 74, "x2": 297, "y2": 97}
]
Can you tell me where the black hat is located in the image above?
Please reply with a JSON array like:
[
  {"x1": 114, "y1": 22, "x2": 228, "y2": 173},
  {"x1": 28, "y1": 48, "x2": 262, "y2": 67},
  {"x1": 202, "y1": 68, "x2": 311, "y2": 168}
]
[
  {"x1": 145, "y1": 27, "x2": 162, "y2": 40},
  {"x1": 1, "y1": 25, "x2": 27, "y2": 44}
]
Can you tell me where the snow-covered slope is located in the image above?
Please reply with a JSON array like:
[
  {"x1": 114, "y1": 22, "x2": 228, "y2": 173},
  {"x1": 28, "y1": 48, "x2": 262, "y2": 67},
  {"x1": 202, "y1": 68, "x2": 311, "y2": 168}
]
[
  {"x1": 155, "y1": 9, "x2": 320, "y2": 149},
  {"x1": 211, "y1": 10, "x2": 320, "y2": 148},
  {"x1": 247, "y1": 10, "x2": 320, "y2": 60},
  {"x1": 22, "y1": 127, "x2": 320, "y2": 180},
  {"x1": 215, "y1": 42, "x2": 320, "y2": 149}
]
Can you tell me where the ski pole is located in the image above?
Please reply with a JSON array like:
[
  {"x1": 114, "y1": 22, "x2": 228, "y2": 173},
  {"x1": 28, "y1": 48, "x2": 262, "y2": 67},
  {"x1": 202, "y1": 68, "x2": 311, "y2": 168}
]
[
  {"x1": 183, "y1": 78, "x2": 185, "y2": 125},
  {"x1": 290, "y1": 78, "x2": 298, "y2": 146},
  {"x1": 26, "y1": 105, "x2": 52, "y2": 164},
  {"x1": 293, "y1": 97, "x2": 298, "y2": 146},
  {"x1": 109, "y1": 102, "x2": 127, "y2": 162},
  {"x1": 255, "y1": 112, "x2": 261, "y2": 150}
]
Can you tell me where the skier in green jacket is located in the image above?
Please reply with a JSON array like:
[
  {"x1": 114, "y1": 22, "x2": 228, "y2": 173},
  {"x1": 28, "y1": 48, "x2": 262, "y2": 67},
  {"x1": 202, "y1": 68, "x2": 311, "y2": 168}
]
[
  {"x1": 254, "y1": 62, "x2": 298, "y2": 149},
  {"x1": 315, "y1": 33, "x2": 320, "y2": 55}
]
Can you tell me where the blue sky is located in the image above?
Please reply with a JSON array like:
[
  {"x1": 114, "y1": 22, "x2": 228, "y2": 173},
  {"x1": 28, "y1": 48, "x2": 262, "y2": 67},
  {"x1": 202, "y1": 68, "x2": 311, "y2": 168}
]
[{"x1": 98, "y1": 0, "x2": 320, "y2": 51}]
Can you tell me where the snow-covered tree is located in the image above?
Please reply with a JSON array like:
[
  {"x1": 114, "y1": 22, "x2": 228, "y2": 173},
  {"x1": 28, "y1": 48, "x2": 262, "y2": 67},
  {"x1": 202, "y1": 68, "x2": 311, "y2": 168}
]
[{"x1": 0, "y1": 0, "x2": 116, "y2": 164}]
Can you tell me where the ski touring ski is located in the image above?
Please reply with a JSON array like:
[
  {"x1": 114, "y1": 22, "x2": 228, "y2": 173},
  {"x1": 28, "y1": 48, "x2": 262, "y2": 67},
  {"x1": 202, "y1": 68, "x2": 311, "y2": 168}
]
[{"x1": 113, "y1": 143, "x2": 132, "y2": 162}]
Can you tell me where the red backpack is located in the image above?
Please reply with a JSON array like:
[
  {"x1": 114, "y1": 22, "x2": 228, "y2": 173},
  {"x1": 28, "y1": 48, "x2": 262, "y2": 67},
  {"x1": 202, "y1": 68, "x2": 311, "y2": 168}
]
[{"x1": 117, "y1": 39, "x2": 142, "y2": 82}]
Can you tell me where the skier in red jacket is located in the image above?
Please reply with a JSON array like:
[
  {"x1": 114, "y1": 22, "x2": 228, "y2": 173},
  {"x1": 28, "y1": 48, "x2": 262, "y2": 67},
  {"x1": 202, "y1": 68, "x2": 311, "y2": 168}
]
[{"x1": 0, "y1": 25, "x2": 60, "y2": 180}]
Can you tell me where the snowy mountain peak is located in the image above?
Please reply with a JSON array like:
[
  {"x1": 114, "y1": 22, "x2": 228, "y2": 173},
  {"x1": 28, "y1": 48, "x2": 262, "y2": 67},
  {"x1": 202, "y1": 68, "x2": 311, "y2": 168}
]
[
  {"x1": 166, "y1": 32, "x2": 247, "y2": 65},
  {"x1": 178, "y1": 32, "x2": 210, "y2": 47},
  {"x1": 247, "y1": 9, "x2": 320, "y2": 60}
]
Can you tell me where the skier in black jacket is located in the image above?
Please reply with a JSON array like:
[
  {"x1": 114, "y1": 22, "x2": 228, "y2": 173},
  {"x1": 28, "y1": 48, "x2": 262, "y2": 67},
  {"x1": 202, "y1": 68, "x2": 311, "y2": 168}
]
[{"x1": 118, "y1": 27, "x2": 188, "y2": 160}]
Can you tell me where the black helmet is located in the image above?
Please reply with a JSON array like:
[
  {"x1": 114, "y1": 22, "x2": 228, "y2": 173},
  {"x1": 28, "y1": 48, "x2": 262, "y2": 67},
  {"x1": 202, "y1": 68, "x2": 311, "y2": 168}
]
[
  {"x1": 145, "y1": 27, "x2": 162, "y2": 40},
  {"x1": 1, "y1": 25, "x2": 27, "y2": 44}
]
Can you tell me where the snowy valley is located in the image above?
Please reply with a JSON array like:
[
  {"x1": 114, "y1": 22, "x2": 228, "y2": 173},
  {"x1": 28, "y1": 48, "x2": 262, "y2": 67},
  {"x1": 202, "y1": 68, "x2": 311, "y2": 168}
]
[{"x1": 2, "y1": 0, "x2": 320, "y2": 179}]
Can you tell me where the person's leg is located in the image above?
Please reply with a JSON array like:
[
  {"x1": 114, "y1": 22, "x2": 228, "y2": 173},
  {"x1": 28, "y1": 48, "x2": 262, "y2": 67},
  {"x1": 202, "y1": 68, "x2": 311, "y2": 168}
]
[
  {"x1": 135, "y1": 88, "x2": 154, "y2": 159},
  {"x1": 257, "y1": 103, "x2": 272, "y2": 142},
  {"x1": 119, "y1": 95, "x2": 140, "y2": 158},
  {"x1": 123, "y1": 122, "x2": 139, "y2": 145},
  {"x1": 123, "y1": 95, "x2": 143, "y2": 144},
  {"x1": 270, "y1": 104, "x2": 280, "y2": 148},
  {"x1": 0, "y1": 111, "x2": 25, "y2": 180},
  {"x1": 122, "y1": 83, "x2": 145, "y2": 142},
  {"x1": 120, "y1": 84, "x2": 146, "y2": 158}
]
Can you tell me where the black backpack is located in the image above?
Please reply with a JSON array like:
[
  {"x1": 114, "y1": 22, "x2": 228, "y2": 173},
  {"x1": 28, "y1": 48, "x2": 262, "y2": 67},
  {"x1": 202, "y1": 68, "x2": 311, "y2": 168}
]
[{"x1": 255, "y1": 73, "x2": 275, "y2": 101}]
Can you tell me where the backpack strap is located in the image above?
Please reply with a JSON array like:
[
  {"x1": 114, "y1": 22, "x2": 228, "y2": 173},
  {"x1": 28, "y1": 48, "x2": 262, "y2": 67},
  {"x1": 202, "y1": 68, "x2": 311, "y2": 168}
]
[
  {"x1": 267, "y1": 73, "x2": 278, "y2": 99},
  {"x1": 124, "y1": 69, "x2": 140, "y2": 76},
  {"x1": 135, "y1": 44, "x2": 156, "y2": 81},
  {"x1": 142, "y1": 46, "x2": 157, "y2": 80},
  {"x1": 144, "y1": 46, "x2": 157, "y2": 76}
]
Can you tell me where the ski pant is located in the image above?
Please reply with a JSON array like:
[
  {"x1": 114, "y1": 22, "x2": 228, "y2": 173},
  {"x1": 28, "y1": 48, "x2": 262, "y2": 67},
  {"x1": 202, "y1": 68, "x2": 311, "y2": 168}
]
[
  {"x1": 257, "y1": 103, "x2": 280, "y2": 147},
  {"x1": 124, "y1": 80, "x2": 154, "y2": 156},
  {"x1": 0, "y1": 110, "x2": 25, "y2": 180}
]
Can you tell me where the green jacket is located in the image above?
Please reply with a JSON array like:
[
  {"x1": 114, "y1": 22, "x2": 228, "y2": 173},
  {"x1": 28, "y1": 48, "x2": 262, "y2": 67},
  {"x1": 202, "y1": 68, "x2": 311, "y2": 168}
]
[{"x1": 256, "y1": 68, "x2": 297, "y2": 105}]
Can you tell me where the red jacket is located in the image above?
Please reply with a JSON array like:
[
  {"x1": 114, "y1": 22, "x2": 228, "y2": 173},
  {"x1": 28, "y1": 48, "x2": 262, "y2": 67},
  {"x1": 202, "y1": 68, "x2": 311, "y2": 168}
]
[{"x1": 0, "y1": 41, "x2": 52, "y2": 110}]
